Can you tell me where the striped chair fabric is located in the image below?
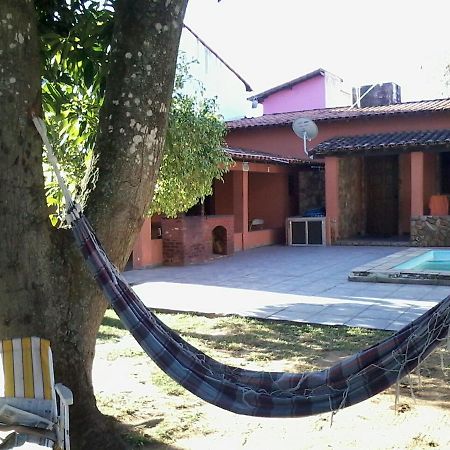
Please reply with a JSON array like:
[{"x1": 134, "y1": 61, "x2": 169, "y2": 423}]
[
  {"x1": 0, "y1": 337, "x2": 71, "y2": 449},
  {"x1": 0, "y1": 337, "x2": 54, "y2": 403}
]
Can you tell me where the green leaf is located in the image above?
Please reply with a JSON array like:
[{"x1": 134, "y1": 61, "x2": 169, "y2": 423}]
[
  {"x1": 83, "y1": 59, "x2": 94, "y2": 87},
  {"x1": 39, "y1": 5, "x2": 230, "y2": 224}
]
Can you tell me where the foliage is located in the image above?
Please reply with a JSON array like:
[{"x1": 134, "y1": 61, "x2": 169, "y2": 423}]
[
  {"x1": 37, "y1": 3, "x2": 231, "y2": 222},
  {"x1": 150, "y1": 66, "x2": 232, "y2": 217},
  {"x1": 37, "y1": 1, "x2": 112, "y2": 222}
]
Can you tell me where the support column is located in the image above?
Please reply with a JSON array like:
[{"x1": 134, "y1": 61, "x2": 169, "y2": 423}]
[
  {"x1": 242, "y1": 170, "x2": 249, "y2": 249},
  {"x1": 132, "y1": 218, "x2": 152, "y2": 269},
  {"x1": 232, "y1": 169, "x2": 249, "y2": 250},
  {"x1": 325, "y1": 156, "x2": 339, "y2": 244},
  {"x1": 410, "y1": 152, "x2": 424, "y2": 216}
]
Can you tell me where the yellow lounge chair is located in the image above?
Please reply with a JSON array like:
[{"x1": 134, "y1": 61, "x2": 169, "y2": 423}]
[{"x1": 0, "y1": 337, "x2": 72, "y2": 449}]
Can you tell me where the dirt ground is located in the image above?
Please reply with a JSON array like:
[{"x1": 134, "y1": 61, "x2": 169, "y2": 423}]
[{"x1": 93, "y1": 333, "x2": 450, "y2": 450}]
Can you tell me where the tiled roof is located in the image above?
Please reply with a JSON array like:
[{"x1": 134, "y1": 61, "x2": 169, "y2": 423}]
[
  {"x1": 310, "y1": 129, "x2": 450, "y2": 156},
  {"x1": 224, "y1": 147, "x2": 312, "y2": 165},
  {"x1": 226, "y1": 98, "x2": 450, "y2": 130}
]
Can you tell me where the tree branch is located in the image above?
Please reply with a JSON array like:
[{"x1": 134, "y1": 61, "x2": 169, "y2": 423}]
[{"x1": 83, "y1": 0, "x2": 188, "y2": 267}]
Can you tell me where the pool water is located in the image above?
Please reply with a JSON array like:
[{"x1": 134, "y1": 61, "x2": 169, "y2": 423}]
[{"x1": 394, "y1": 250, "x2": 450, "y2": 272}]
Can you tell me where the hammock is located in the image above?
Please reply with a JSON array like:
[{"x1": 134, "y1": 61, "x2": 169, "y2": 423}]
[{"x1": 33, "y1": 116, "x2": 450, "y2": 418}]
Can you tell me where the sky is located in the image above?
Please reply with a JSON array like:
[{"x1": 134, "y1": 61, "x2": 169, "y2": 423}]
[{"x1": 184, "y1": 0, "x2": 450, "y2": 102}]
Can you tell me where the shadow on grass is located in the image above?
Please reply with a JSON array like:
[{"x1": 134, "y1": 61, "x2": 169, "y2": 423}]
[
  {"x1": 162, "y1": 312, "x2": 390, "y2": 362},
  {"x1": 97, "y1": 308, "x2": 450, "y2": 412},
  {"x1": 106, "y1": 413, "x2": 184, "y2": 450},
  {"x1": 97, "y1": 309, "x2": 129, "y2": 342},
  {"x1": 101, "y1": 311, "x2": 127, "y2": 330},
  {"x1": 152, "y1": 311, "x2": 450, "y2": 410}
]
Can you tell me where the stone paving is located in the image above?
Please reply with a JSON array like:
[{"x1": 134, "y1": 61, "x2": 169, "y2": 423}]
[{"x1": 123, "y1": 245, "x2": 450, "y2": 331}]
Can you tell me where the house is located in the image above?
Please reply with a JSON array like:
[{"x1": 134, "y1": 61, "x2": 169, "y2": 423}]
[
  {"x1": 247, "y1": 68, "x2": 350, "y2": 114},
  {"x1": 133, "y1": 65, "x2": 450, "y2": 269},
  {"x1": 311, "y1": 99, "x2": 450, "y2": 247},
  {"x1": 227, "y1": 81, "x2": 450, "y2": 247},
  {"x1": 132, "y1": 69, "x2": 344, "y2": 268},
  {"x1": 132, "y1": 146, "x2": 318, "y2": 268}
]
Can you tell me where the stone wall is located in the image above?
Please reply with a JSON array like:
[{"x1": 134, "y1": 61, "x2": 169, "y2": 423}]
[
  {"x1": 338, "y1": 156, "x2": 365, "y2": 239},
  {"x1": 410, "y1": 216, "x2": 450, "y2": 247},
  {"x1": 298, "y1": 169, "x2": 325, "y2": 215},
  {"x1": 162, "y1": 215, "x2": 234, "y2": 265}
]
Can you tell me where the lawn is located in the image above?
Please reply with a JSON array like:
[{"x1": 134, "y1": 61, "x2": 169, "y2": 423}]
[{"x1": 94, "y1": 309, "x2": 450, "y2": 449}]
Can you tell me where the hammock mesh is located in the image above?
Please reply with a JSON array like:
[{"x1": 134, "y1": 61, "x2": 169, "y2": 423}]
[{"x1": 71, "y1": 209, "x2": 450, "y2": 418}]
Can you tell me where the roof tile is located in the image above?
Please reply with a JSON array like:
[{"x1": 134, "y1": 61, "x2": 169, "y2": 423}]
[
  {"x1": 226, "y1": 98, "x2": 450, "y2": 130},
  {"x1": 224, "y1": 147, "x2": 311, "y2": 165},
  {"x1": 310, "y1": 129, "x2": 450, "y2": 156}
]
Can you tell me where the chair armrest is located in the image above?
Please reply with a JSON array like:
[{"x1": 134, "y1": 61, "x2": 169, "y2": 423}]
[
  {"x1": 54, "y1": 384, "x2": 73, "y2": 450},
  {"x1": 54, "y1": 385, "x2": 73, "y2": 407}
]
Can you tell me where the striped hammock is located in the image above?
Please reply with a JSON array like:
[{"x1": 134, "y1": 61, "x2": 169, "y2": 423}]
[
  {"x1": 71, "y1": 207, "x2": 450, "y2": 417},
  {"x1": 32, "y1": 115, "x2": 450, "y2": 418}
]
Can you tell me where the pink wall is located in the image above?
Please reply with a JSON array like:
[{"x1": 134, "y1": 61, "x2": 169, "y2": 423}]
[
  {"x1": 248, "y1": 172, "x2": 290, "y2": 228},
  {"x1": 233, "y1": 229, "x2": 283, "y2": 251},
  {"x1": 227, "y1": 126, "x2": 315, "y2": 161},
  {"x1": 132, "y1": 218, "x2": 163, "y2": 268},
  {"x1": 410, "y1": 152, "x2": 439, "y2": 216},
  {"x1": 213, "y1": 170, "x2": 246, "y2": 233},
  {"x1": 227, "y1": 112, "x2": 450, "y2": 160},
  {"x1": 214, "y1": 172, "x2": 234, "y2": 215},
  {"x1": 231, "y1": 170, "x2": 247, "y2": 234},
  {"x1": 212, "y1": 163, "x2": 293, "y2": 252},
  {"x1": 324, "y1": 157, "x2": 339, "y2": 243},
  {"x1": 423, "y1": 152, "x2": 439, "y2": 214},
  {"x1": 245, "y1": 228, "x2": 284, "y2": 248},
  {"x1": 263, "y1": 76, "x2": 326, "y2": 114}
]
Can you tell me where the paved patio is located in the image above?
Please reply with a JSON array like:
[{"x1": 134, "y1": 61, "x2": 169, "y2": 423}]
[{"x1": 123, "y1": 245, "x2": 450, "y2": 331}]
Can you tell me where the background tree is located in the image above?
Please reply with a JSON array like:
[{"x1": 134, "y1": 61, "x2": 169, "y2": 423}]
[
  {"x1": 0, "y1": 1, "x2": 189, "y2": 448},
  {"x1": 150, "y1": 61, "x2": 232, "y2": 217},
  {"x1": 39, "y1": 7, "x2": 231, "y2": 222}
]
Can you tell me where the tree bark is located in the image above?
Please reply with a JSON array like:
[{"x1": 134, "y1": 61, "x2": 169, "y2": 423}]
[{"x1": 0, "y1": 1, "x2": 188, "y2": 449}]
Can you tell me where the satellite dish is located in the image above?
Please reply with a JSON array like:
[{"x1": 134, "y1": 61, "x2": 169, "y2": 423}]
[
  {"x1": 292, "y1": 117, "x2": 318, "y2": 159},
  {"x1": 292, "y1": 117, "x2": 318, "y2": 141}
]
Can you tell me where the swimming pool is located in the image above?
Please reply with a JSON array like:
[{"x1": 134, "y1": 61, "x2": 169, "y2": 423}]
[
  {"x1": 349, "y1": 248, "x2": 450, "y2": 285},
  {"x1": 394, "y1": 250, "x2": 450, "y2": 272}
]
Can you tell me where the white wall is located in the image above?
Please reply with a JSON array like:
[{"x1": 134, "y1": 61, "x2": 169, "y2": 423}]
[
  {"x1": 178, "y1": 27, "x2": 253, "y2": 120},
  {"x1": 325, "y1": 72, "x2": 351, "y2": 108}
]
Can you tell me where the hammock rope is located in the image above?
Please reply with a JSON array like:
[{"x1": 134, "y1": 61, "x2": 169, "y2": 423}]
[
  {"x1": 32, "y1": 116, "x2": 75, "y2": 213},
  {"x1": 32, "y1": 115, "x2": 450, "y2": 418}
]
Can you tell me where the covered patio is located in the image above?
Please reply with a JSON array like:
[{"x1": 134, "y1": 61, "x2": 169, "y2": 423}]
[
  {"x1": 312, "y1": 130, "x2": 450, "y2": 246},
  {"x1": 212, "y1": 147, "x2": 322, "y2": 252},
  {"x1": 132, "y1": 147, "x2": 323, "y2": 268}
]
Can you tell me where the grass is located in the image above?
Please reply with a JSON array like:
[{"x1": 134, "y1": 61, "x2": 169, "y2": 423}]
[
  {"x1": 95, "y1": 309, "x2": 450, "y2": 449},
  {"x1": 97, "y1": 310, "x2": 128, "y2": 343},
  {"x1": 146, "y1": 312, "x2": 390, "y2": 373}
]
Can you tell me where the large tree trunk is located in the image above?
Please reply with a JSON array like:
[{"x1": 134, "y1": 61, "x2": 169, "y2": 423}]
[{"x1": 0, "y1": 1, "x2": 187, "y2": 449}]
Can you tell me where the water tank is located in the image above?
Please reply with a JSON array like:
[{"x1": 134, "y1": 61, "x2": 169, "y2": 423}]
[{"x1": 352, "y1": 82, "x2": 401, "y2": 107}]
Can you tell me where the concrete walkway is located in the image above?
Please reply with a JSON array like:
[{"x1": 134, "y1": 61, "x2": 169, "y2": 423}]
[{"x1": 124, "y1": 245, "x2": 450, "y2": 331}]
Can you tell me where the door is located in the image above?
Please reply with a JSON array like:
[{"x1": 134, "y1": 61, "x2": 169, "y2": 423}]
[{"x1": 365, "y1": 155, "x2": 399, "y2": 236}]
